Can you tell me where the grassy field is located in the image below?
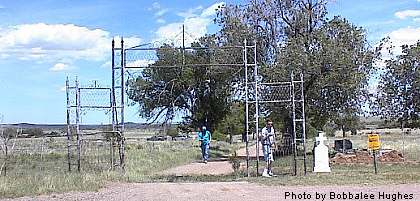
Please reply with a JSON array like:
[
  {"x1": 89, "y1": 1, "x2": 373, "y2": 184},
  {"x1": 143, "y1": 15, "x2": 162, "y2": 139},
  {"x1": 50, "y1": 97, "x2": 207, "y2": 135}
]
[
  {"x1": 0, "y1": 139, "x2": 201, "y2": 198},
  {"x1": 0, "y1": 129, "x2": 419, "y2": 198}
]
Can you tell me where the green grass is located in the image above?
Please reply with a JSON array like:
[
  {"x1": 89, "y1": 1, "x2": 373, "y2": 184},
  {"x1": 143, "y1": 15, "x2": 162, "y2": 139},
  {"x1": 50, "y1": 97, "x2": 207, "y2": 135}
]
[
  {"x1": 0, "y1": 172, "x2": 111, "y2": 198},
  {"x1": 122, "y1": 141, "x2": 201, "y2": 182},
  {"x1": 0, "y1": 140, "x2": 201, "y2": 198}
]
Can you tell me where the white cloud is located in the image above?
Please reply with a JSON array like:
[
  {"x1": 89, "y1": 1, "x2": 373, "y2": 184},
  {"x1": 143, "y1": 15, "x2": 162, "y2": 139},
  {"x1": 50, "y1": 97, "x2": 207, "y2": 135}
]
[
  {"x1": 126, "y1": 59, "x2": 155, "y2": 68},
  {"x1": 101, "y1": 61, "x2": 112, "y2": 68},
  {"x1": 59, "y1": 86, "x2": 67, "y2": 92},
  {"x1": 156, "y1": 18, "x2": 166, "y2": 24},
  {"x1": 149, "y1": 2, "x2": 161, "y2": 11},
  {"x1": 177, "y1": 6, "x2": 203, "y2": 18},
  {"x1": 395, "y1": 9, "x2": 420, "y2": 19},
  {"x1": 155, "y1": 8, "x2": 169, "y2": 17},
  {"x1": 376, "y1": 27, "x2": 420, "y2": 68},
  {"x1": 149, "y1": 2, "x2": 169, "y2": 20},
  {"x1": 0, "y1": 23, "x2": 141, "y2": 63},
  {"x1": 387, "y1": 27, "x2": 420, "y2": 54},
  {"x1": 201, "y1": 2, "x2": 225, "y2": 17},
  {"x1": 112, "y1": 36, "x2": 142, "y2": 49},
  {"x1": 414, "y1": 18, "x2": 420, "y2": 22},
  {"x1": 50, "y1": 63, "x2": 70, "y2": 71},
  {"x1": 154, "y1": 2, "x2": 225, "y2": 46}
]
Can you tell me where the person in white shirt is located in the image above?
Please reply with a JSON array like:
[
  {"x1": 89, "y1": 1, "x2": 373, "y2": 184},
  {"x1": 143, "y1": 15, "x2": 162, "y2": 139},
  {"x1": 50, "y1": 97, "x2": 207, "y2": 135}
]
[{"x1": 260, "y1": 119, "x2": 276, "y2": 177}]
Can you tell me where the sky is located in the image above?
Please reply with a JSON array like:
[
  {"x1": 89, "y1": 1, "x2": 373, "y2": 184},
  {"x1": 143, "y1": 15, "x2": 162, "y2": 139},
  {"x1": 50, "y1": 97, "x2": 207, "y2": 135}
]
[{"x1": 0, "y1": 0, "x2": 419, "y2": 124}]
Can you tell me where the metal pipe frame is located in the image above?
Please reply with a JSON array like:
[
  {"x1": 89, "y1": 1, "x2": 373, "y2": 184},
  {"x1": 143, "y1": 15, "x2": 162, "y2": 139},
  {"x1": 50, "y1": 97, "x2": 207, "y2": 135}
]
[
  {"x1": 75, "y1": 77, "x2": 81, "y2": 172},
  {"x1": 244, "y1": 64, "x2": 307, "y2": 177},
  {"x1": 119, "y1": 45, "x2": 247, "y2": 51},
  {"x1": 120, "y1": 39, "x2": 126, "y2": 170},
  {"x1": 65, "y1": 77, "x2": 72, "y2": 172},
  {"x1": 253, "y1": 42, "x2": 260, "y2": 176},
  {"x1": 244, "y1": 39, "x2": 250, "y2": 177},
  {"x1": 113, "y1": 35, "x2": 308, "y2": 177},
  {"x1": 123, "y1": 63, "x2": 256, "y2": 69}
]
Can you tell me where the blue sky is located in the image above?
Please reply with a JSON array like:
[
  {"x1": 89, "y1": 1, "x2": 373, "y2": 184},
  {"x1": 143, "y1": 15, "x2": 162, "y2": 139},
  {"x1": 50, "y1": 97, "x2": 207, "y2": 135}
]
[{"x1": 0, "y1": 0, "x2": 419, "y2": 124}]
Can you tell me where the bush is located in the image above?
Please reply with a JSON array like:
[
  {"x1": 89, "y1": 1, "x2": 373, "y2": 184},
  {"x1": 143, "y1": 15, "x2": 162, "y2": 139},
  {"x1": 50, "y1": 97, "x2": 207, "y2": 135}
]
[
  {"x1": 211, "y1": 130, "x2": 228, "y2": 141},
  {"x1": 323, "y1": 121, "x2": 338, "y2": 137},
  {"x1": 306, "y1": 124, "x2": 318, "y2": 139},
  {"x1": 22, "y1": 128, "x2": 44, "y2": 138},
  {"x1": 166, "y1": 127, "x2": 179, "y2": 138}
]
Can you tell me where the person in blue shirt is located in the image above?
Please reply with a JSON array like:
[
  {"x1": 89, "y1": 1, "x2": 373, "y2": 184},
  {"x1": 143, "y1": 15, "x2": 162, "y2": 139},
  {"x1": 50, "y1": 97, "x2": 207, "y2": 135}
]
[{"x1": 197, "y1": 126, "x2": 211, "y2": 163}]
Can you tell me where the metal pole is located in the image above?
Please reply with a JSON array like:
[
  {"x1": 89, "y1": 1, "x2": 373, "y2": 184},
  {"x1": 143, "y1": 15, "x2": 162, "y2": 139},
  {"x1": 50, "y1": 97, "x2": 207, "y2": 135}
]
[
  {"x1": 75, "y1": 77, "x2": 81, "y2": 172},
  {"x1": 109, "y1": 90, "x2": 114, "y2": 170},
  {"x1": 65, "y1": 77, "x2": 72, "y2": 172},
  {"x1": 121, "y1": 38, "x2": 125, "y2": 132},
  {"x1": 300, "y1": 71, "x2": 307, "y2": 175},
  {"x1": 111, "y1": 39, "x2": 116, "y2": 169},
  {"x1": 291, "y1": 71, "x2": 297, "y2": 176},
  {"x1": 182, "y1": 24, "x2": 185, "y2": 65},
  {"x1": 373, "y1": 150, "x2": 378, "y2": 174},
  {"x1": 120, "y1": 38, "x2": 125, "y2": 169},
  {"x1": 244, "y1": 39, "x2": 250, "y2": 177},
  {"x1": 254, "y1": 43, "x2": 259, "y2": 176}
]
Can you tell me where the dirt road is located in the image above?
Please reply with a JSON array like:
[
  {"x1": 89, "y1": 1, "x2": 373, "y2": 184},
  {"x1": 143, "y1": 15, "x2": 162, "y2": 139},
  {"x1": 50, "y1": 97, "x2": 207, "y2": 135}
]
[
  {"x1": 162, "y1": 161, "x2": 234, "y2": 176},
  {"x1": 6, "y1": 182, "x2": 419, "y2": 201}
]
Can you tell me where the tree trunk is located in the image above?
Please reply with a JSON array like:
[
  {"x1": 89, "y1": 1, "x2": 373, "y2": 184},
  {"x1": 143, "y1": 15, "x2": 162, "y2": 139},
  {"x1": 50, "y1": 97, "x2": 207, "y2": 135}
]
[
  {"x1": 342, "y1": 125, "x2": 346, "y2": 138},
  {"x1": 401, "y1": 120, "x2": 405, "y2": 157},
  {"x1": 342, "y1": 125, "x2": 346, "y2": 153}
]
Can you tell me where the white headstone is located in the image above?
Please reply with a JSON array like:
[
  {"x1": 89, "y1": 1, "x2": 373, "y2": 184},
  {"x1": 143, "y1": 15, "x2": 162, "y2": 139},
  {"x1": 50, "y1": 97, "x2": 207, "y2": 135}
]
[{"x1": 314, "y1": 132, "x2": 331, "y2": 173}]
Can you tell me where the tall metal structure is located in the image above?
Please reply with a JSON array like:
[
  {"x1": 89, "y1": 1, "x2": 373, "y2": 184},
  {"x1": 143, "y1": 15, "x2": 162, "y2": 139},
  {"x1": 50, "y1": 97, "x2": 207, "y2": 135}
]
[
  {"x1": 244, "y1": 59, "x2": 307, "y2": 175},
  {"x1": 112, "y1": 36, "x2": 257, "y2": 174},
  {"x1": 111, "y1": 39, "x2": 126, "y2": 169},
  {"x1": 66, "y1": 77, "x2": 122, "y2": 172},
  {"x1": 291, "y1": 71, "x2": 307, "y2": 175},
  {"x1": 113, "y1": 34, "x2": 307, "y2": 176}
]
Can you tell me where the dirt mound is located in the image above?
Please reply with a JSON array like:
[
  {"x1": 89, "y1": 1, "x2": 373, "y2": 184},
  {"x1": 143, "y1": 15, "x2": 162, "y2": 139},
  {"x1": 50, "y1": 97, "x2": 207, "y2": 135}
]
[
  {"x1": 331, "y1": 151, "x2": 373, "y2": 164},
  {"x1": 331, "y1": 150, "x2": 405, "y2": 164},
  {"x1": 378, "y1": 150, "x2": 405, "y2": 162}
]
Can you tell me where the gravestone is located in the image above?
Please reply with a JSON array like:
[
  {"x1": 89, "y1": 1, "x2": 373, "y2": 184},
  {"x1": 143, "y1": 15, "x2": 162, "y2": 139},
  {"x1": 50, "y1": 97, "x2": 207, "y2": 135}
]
[{"x1": 314, "y1": 132, "x2": 331, "y2": 173}]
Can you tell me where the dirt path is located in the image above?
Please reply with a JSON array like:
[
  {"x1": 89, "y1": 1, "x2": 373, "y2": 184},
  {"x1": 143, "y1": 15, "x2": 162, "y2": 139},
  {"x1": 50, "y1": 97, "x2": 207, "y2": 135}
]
[
  {"x1": 236, "y1": 143, "x2": 261, "y2": 158},
  {"x1": 162, "y1": 160, "x2": 234, "y2": 176},
  {"x1": 6, "y1": 182, "x2": 419, "y2": 201},
  {"x1": 162, "y1": 144, "x2": 257, "y2": 176}
]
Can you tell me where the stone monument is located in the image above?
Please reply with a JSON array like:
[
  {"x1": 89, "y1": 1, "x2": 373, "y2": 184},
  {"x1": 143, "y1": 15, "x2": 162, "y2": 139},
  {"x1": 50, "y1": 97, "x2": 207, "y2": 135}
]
[{"x1": 313, "y1": 132, "x2": 331, "y2": 173}]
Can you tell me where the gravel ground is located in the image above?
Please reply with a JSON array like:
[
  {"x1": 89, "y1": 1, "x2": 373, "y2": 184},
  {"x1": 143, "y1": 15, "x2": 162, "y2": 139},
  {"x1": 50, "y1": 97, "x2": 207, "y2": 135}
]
[
  {"x1": 162, "y1": 161, "x2": 234, "y2": 176},
  {"x1": 4, "y1": 182, "x2": 419, "y2": 201}
]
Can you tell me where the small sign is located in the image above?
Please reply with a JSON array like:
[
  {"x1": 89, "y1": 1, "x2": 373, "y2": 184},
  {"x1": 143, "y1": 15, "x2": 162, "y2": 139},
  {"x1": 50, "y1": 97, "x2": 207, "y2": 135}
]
[{"x1": 368, "y1": 134, "x2": 380, "y2": 150}]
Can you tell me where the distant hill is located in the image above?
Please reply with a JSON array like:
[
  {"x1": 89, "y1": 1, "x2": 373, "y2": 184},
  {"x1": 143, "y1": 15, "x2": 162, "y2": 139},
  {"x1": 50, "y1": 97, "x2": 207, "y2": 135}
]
[{"x1": 1, "y1": 122, "x2": 163, "y2": 130}]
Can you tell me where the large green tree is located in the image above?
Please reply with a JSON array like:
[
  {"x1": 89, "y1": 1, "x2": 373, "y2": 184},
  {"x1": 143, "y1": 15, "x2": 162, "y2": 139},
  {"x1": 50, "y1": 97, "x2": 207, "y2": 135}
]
[
  {"x1": 215, "y1": 0, "x2": 376, "y2": 132},
  {"x1": 128, "y1": 0, "x2": 377, "y2": 136},
  {"x1": 126, "y1": 39, "x2": 242, "y2": 131},
  {"x1": 373, "y1": 41, "x2": 420, "y2": 128}
]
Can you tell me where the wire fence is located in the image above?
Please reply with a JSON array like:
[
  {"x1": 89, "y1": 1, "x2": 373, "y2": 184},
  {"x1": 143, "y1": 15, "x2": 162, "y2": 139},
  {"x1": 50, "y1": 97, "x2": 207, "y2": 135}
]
[{"x1": 0, "y1": 134, "x2": 118, "y2": 176}]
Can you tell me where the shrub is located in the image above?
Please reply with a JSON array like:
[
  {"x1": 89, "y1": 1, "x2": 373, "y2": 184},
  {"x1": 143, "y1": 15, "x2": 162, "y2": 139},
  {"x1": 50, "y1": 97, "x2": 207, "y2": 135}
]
[
  {"x1": 22, "y1": 128, "x2": 44, "y2": 138},
  {"x1": 166, "y1": 127, "x2": 179, "y2": 138},
  {"x1": 211, "y1": 130, "x2": 228, "y2": 141}
]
